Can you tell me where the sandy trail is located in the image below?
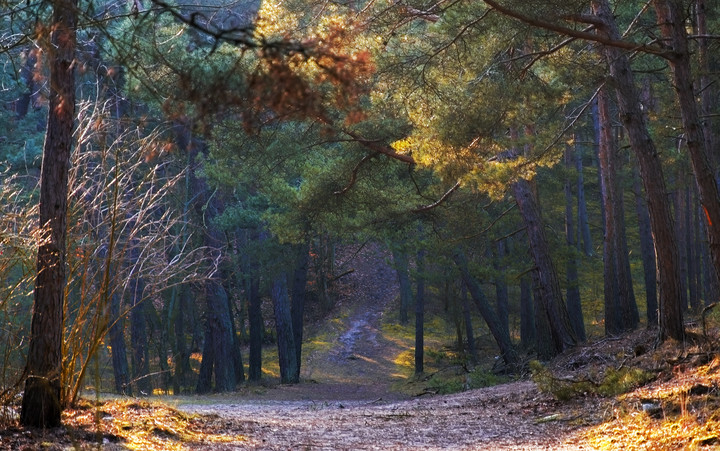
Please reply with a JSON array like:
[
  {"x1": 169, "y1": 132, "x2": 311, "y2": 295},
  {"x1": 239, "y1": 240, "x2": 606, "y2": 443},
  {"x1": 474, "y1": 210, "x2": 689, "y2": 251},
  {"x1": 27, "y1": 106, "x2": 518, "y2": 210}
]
[{"x1": 176, "y1": 244, "x2": 598, "y2": 450}]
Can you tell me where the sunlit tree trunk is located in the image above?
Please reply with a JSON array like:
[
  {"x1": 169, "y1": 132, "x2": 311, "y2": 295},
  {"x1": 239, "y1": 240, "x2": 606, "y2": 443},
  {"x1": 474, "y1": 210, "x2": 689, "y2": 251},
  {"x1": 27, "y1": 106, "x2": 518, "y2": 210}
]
[{"x1": 21, "y1": 0, "x2": 77, "y2": 428}]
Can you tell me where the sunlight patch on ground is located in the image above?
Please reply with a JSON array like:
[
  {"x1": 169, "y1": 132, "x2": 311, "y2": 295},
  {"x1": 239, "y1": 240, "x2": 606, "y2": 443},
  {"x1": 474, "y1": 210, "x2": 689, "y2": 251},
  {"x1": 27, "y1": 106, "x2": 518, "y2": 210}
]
[
  {"x1": 63, "y1": 399, "x2": 246, "y2": 450},
  {"x1": 584, "y1": 355, "x2": 720, "y2": 450}
]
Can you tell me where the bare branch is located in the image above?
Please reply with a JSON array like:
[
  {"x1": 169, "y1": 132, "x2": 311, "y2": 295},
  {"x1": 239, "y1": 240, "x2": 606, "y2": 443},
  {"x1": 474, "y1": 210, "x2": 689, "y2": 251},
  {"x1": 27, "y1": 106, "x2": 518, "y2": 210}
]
[{"x1": 412, "y1": 180, "x2": 461, "y2": 213}]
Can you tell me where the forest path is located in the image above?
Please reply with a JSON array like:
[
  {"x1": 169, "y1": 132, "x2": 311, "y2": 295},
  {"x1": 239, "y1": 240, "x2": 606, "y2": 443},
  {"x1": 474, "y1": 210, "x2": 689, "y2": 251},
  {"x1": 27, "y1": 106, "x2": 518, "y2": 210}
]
[
  {"x1": 299, "y1": 242, "x2": 407, "y2": 398},
  {"x1": 175, "y1": 243, "x2": 599, "y2": 450}
]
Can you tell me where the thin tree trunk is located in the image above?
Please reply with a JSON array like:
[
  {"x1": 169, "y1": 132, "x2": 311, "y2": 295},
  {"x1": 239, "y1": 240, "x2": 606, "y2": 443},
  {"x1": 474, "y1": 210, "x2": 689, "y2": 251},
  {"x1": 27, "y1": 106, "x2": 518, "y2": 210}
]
[
  {"x1": 392, "y1": 247, "x2": 412, "y2": 325},
  {"x1": 689, "y1": 187, "x2": 701, "y2": 311},
  {"x1": 21, "y1": 0, "x2": 77, "y2": 427},
  {"x1": 414, "y1": 248, "x2": 426, "y2": 375},
  {"x1": 632, "y1": 164, "x2": 658, "y2": 326},
  {"x1": 247, "y1": 270, "x2": 263, "y2": 381},
  {"x1": 461, "y1": 283, "x2": 478, "y2": 364},
  {"x1": 593, "y1": 0, "x2": 685, "y2": 341},
  {"x1": 129, "y1": 267, "x2": 152, "y2": 396},
  {"x1": 564, "y1": 144, "x2": 586, "y2": 341},
  {"x1": 172, "y1": 286, "x2": 192, "y2": 394},
  {"x1": 575, "y1": 139, "x2": 593, "y2": 256},
  {"x1": 453, "y1": 250, "x2": 518, "y2": 367},
  {"x1": 109, "y1": 292, "x2": 131, "y2": 395},
  {"x1": 494, "y1": 240, "x2": 510, "y2": 335}
]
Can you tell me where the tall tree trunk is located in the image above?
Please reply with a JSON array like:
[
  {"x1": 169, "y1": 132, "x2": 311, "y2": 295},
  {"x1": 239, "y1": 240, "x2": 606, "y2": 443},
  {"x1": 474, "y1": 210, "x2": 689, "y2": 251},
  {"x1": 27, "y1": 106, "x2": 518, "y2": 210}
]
[
  {"x1": 564, "y1": 144, "x2": 586, "y2": 341},
  {"x1": 172, "y1": 286, "x2": 192, "y2": 394},
  {"x1": 575, "y1": 139, "x2": 594, "y2": 256},
  {"x1": 273, "y1": 274, "x2": 298, "y2": 384},
  {"x1": 674, "y1": 173, "x2": 690, "y2": 311},
  {"x1": 392, "y1": 247, "x2": 412, "y2": 325},
  {"x1": 461, "y1": 283, "x2": 478, "y2": 365},
  {"x1": 247, "y1": 270, "x2": 263, "y2": 381},
  {"x1": 129, "y1": 265, "x2": 152, "y2": 396},
  {"x1": 593, "y1": 0, "x2": 685, "y2": 341},
  {"x1": 290, "y1": 241, "x2": 309, "y2": 381},
  {"x1": 224, "y1": 276, "x2": 245, "y2": 385},
  {"x1": 653, "y1": 1, "x2": 720, "y2": 294},
  {"x1": 597, "y1": 88, "x2": 639, "y2": 334},
  {"x1": 695, "y1": 0, "x2": 717, "y2": 172},
  {"x1": 453, "y1": 250, "x2": 518, "y2": 367},
  {"x1": 688, "y1": 187, "x2": 701, "y2": 311},
  {"x1": 414, "y1": 248, "x2": 426, "y2": 375},
  {"x1": 632, "y1": 165, "x2": 658, "y2": 326},
  {"x1": 21, "y1": 0, "x2": 77, "y2": 427},
  {"x1": 196, "y1": 224, "x2": 237, "y2": 392},
  {"x1": 512, "y1": 178, "x2": 577, "y2": 355},
  {"x1": 109, "y1": 292, "x2": 131, "y2": 395}
]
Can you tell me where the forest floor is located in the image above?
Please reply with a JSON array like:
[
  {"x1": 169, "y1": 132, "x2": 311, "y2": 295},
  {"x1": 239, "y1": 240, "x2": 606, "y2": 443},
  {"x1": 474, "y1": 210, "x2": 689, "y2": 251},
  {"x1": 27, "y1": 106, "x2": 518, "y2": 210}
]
[{"x1": 3, "y1": 243, "x2": 720, "y2": 449}]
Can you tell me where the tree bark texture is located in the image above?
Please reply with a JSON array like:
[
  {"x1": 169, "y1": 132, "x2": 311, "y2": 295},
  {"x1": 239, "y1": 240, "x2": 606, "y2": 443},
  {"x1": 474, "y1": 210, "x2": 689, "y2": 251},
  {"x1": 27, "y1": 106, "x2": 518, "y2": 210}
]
[
  {"x1": 592, "y1": 0, "x2": 685, "y2": 341},
  {"x1": 21, "y1": 0, "x2": 77, "y2": 428},
  {"x1": 653, "y1": 0, "x2": 720, "y2": 297},
  {"x1": 512, "y1": 178, "x2": 577, "y2": 355}
]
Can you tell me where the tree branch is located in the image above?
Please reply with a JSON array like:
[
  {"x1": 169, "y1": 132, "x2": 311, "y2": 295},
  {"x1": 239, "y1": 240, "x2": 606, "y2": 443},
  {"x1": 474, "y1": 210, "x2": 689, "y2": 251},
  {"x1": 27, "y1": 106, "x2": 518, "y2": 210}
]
[
  {"x1": 334, "y1": 153, "x2": 377, "y2": 195},
  {"x1": 482, "y1": 0, "x2": 671, "y2": 58},
  {"x1": 412, "y1": 181, "x2": 461, "y2": 213}
]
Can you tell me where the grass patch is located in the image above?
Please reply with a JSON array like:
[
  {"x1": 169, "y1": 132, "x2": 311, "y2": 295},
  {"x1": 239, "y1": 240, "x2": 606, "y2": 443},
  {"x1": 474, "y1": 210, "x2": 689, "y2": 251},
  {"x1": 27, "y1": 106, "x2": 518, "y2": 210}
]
[{"x1": 530, "y1": 360, "x2": 655, "y2": 401}]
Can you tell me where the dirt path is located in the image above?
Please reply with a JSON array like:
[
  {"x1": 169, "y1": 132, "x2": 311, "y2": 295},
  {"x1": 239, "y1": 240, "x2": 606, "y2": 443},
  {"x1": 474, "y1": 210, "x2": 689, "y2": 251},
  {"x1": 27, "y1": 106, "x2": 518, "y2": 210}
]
[{"x1": 176, "y1": 244, "x2": 598, "y2": 450}]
